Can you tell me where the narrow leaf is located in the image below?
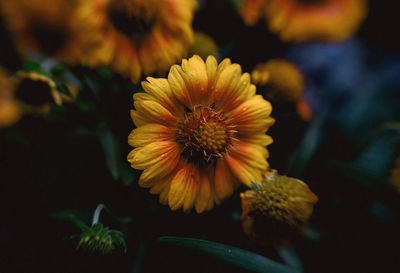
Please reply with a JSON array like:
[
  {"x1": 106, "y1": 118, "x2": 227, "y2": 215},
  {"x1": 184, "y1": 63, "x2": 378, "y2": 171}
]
[{"x1": 157, "y1": 237, "x2": 300, "y2": 273}]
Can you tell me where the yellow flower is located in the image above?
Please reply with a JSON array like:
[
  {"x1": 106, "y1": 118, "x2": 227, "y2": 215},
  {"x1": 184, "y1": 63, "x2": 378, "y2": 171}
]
[
  {"x1": 82, "y1": 0, "x2": 196, "y2": 83},
  {"x1": 238, "y1": 0, "x2": 268, "y2": 26},
  {"x1": 241, "y1": 171, "x2": 318, "y2": 248},
  {"x1": 251, "y1": 59, "x2": 305, "y2": 103},
  {"x1": 264, "y1": 0, "x2": 368, "y2": 42},
  {"x1": 128, "y1": 55, "x2": 275, "y2": 213},
  {"x1": 0, "y1": 69, "x2": 21, "y2": 128},
  {"x1": 0, "y1": 0, "x2": 102, "y2": 64},
  {"x1": 12, "y1": 71, "x2": 62, "y2": 114},
  {"x1": 188, "y1": 31, "x2": 219, "y2": 61}
]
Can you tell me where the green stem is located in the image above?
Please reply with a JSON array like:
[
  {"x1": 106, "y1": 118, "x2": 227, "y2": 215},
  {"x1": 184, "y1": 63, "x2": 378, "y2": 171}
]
[{"x1": 92, "y1": 203, "x2": 106, "y2": 226}]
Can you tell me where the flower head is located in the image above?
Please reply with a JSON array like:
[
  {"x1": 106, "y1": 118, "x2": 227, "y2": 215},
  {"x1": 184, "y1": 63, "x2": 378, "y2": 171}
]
[
  {"x1": 264, "y1": 0, "x2": 368, "y2": 42},
  {"x1": 241, "y1": 171, "x2": 318, "y2": 247},
  {"x1": 0, "y1": 0, "x2": 102, "y2": 64},
  {"x1": 82, "y1": 0, "x2": 196, "y2": 83},
  {"x1": 12, "y1": 71, "x2": 62, "y2": 114},
  {"x1": 128, "y1": 55, "x2": 275, "y2": 213}
]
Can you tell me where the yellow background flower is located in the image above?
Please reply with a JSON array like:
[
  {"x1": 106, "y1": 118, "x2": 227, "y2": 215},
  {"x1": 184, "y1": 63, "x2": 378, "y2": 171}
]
[
  {"x1": 252, "y1": 59, "x2": 305, "y2": 103},
  {"x1": 12, "y1": 71, "x2": 62, "y2": 114},
  {"x1": 128, "y1": 55, "x2": 275, "y2": 213}
]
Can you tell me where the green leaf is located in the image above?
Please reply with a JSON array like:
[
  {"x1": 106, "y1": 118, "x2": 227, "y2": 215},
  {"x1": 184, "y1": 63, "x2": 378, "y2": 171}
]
[
  {"x1": 97, "y1": 130, "x2": 120, "y2": 180},
  {"x1": 22, "y1": 60, "x2": 41, "y2": 71},
  {"x1": 286, "y1": 116, "x2": 325, "y2": 178},
  {"x1": 157, "y1": 237, "x2": 300, "y2": 273}
]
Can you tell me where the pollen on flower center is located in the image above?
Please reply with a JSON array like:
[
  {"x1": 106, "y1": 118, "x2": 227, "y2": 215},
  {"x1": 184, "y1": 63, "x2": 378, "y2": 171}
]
[{"x1": 176, "y1": 105, "x2": 237, "y2": 164}]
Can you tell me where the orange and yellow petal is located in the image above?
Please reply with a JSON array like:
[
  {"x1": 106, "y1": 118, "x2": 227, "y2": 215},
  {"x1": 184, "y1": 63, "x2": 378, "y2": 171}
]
[{"x1": 265, "y1": 0, "x2": 368, "y2": 43}]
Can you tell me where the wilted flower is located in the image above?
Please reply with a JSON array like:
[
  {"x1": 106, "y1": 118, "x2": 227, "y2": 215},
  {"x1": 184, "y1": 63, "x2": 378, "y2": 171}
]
[
  {"x1": 81, "y1": 0, "x2": 197, "y2": 83},
  {"x1": 188, "y1": 31, "x2": 219, "y2": 61},
  {"x1": 72, "y1": 204, "x2": 126, "y2": 254},
  {"x1": 76, "y1": 222, "x2": 126, "y2": 254},
  {"x1": 264, "y1": 0, "x2": 368, "y2": 42},
  {"x1": 12, "y1": 71, "x2": 62, "y2": 114},
  {"x1": 0, "y1": 0, "x2": 102, "y2": 64},
  {"x1": 128, "y1": 55, "x2": 275, "y2": 213},
  {"x1": 241, "y1": 172, "x2": 318, "y2": 248}
]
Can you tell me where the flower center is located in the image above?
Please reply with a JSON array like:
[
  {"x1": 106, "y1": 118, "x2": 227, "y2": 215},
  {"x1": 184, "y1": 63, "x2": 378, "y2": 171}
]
[
  {"x1": 15, "y1": 78, "x2": 53, "y2": 106},
  {"x1": 176, "y1": 105, "x2": 237, "y2": 165},
  {"x1": 107, "y1": 0, "x2": 158, "y2": 39},
  {"x1": 31, "y1": 23, "x2": 68, "y2": 55}
]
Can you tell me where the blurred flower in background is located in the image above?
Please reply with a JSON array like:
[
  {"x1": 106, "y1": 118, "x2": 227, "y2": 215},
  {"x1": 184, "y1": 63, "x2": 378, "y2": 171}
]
[
  {"x1": 82, "y1": 0, "x2": 197, "y2": 83},
  {"x1": 128, "y1": 55, "x2": 274, "y2": 212},
  {"x1": 12, "y1": 70, "x2": 62, "y2": 114},
  {"x1": 265, "y1": 0, "x2": 368, "y2": 42},
  {"x1": 251, "y1": 59, "x2": 311, "y2": 120},
  {"x1": 0, "y1": 0, "x2": 102, "y2": 64}
]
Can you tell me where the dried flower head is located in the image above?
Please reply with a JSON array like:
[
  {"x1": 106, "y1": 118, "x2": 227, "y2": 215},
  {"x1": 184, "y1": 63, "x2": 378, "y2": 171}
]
[{"x1": 241, "y1": 172, "x2": 318, "y2": 247}]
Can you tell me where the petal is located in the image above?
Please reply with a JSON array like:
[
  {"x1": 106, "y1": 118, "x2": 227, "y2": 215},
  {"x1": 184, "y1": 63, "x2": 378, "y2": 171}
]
[
  {"x1": 138, "y1": 145, "x2": 180, "y2": 188},
  {"x1": 241, "y1": 134, "x2": 274, "y2": 146},
  {"x1": 130, "y1": 110, "x2": 150, "y2": 127},
  {"x1": 168, "y1": 64, "x2": 193, "y2": 108},
  {"x1": 128, "y1": 123, "x2": 173, "y2": 147},
  {"x1": 213, "y1": 63, "x2": 242, "y2": 110},
  {"x1": 214, "y1": 159, "x2": 237, "y2": 201},
  {"x1": 127, "y1": 141, "x2": 177, "y2": 170},
  {"x1": 134, "y1": 99, "x2": 177, "y2": 126},
  {"x1": 228, "y1": 95, "x2": 275, "y2": 134},
  {"x1": 225, "y1": 143, "x2": 269, "y2": 187},
  {"x1": 168, "y1": 164, "x2": 194, "y2": 211},
  {"x1": 180, "y1": 55, "x2": 209, "y2": 105},
  {"x1": 195, "y1": 171, "x2": 212, "y2": 213},
  {"x1": 142, "y1": 77, "x2": 182, "y2": 115}
]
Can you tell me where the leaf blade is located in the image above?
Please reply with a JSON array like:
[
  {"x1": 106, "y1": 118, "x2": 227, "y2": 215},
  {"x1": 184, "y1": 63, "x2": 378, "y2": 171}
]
[{"x1": 157, "y1": 237, "x2": 300, "y2": 273}]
